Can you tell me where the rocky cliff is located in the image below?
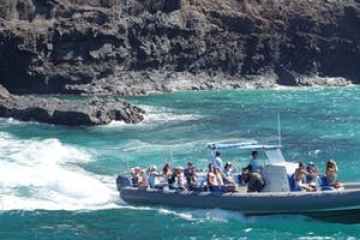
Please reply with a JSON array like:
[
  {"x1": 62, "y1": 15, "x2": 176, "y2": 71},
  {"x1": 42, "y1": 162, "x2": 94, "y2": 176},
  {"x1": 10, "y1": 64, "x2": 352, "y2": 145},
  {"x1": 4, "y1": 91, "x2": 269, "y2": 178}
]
[{"x1": 0, "y1": 0, "x2": 359, "y2": 96}]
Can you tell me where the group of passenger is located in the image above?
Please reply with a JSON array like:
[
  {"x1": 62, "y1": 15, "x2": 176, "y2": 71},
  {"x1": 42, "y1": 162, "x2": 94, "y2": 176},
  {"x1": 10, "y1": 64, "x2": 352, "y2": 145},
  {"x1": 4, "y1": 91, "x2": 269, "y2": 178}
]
[
  {"x1": 291, "y1": 159, "x2": 342, "y2": 191},
  {"x1": 130, "y1": 167, "x2": 148, "y2": 188},
  {"x1": 208, "y1": 151, "x2": 266, "y2": 192},
  {"x1": 166, "y1": 162, "x2": 193, "y2": 191},
  {"x1": 129, "y1": 151, "x2": 342, "y2": 193},
  {"x1": 131, "y1": 162, "x2": 198, "y2": 191},
  {"x1": 129, "y1": 151, "x2": 266, "y2": 193},
  {"x1": 130, "y1": 161, "x2": 237, "y2": 192}
]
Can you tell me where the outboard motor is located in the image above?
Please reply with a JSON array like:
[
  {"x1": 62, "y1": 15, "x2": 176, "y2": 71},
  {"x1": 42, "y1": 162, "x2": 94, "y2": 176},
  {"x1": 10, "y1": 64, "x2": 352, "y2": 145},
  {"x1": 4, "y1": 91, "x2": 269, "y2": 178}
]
[{"x1": 116, "y1": 175, "x2": 132, "y2": 191}]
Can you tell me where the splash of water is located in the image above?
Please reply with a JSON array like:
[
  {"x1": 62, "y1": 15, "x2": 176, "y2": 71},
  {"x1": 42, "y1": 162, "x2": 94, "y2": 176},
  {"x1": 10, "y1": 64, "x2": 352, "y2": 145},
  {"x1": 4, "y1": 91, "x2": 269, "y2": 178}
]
[
  {"x1": 0, "y1": 132, "x2": 119, "y2": 211},
  {"x1": 103, "y1": 105, "x2": 203, "y2": 128}
]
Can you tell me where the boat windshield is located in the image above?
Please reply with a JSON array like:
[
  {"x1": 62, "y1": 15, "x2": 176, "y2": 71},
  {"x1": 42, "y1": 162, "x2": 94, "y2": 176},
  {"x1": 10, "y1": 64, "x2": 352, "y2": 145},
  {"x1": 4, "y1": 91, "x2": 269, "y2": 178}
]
[{"x1": 265, "y1": 149, "x2": 286, "y2": 165}]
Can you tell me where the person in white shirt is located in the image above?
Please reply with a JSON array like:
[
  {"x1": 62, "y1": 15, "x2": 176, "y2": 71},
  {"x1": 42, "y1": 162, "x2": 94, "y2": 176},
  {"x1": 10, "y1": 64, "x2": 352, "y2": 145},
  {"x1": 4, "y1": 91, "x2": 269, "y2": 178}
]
[
  {"x1": 207, "y1": 164, "x2": 224, "y2": 192},
  {"x1": 212, "y1": 151, "x2": 224, "y2": 172},
  {"x1": 174, "y1": 167, "x2": 187, "y2": 190},
  {"x1": 147, "y1": 166, "x2": 160, "y2": 188},
  {"x1": 223, "y1": 162, "x2": 235, "y2": 184}
]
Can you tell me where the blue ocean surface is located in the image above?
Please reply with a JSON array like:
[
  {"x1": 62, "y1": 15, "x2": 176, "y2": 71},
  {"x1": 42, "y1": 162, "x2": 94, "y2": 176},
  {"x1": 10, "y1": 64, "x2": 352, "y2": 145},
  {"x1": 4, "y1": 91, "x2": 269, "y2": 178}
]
[{"x1": 1, "y1": 86, "x2": 360, "y2": 239}]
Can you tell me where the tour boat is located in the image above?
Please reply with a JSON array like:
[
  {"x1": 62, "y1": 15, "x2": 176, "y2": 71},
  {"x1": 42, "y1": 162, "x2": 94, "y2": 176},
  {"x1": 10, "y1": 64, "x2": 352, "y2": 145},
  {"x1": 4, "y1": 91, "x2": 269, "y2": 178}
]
[{"x1": 116, "y1": 141, "x2": 360, "y2": 223}]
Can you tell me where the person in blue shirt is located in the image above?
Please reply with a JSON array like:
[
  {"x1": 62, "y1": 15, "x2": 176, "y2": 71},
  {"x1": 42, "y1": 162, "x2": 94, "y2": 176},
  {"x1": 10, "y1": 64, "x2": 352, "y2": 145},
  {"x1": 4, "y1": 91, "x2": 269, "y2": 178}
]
[{"x1": 249, "y1": 151, "x2": 262, "y2": 173}]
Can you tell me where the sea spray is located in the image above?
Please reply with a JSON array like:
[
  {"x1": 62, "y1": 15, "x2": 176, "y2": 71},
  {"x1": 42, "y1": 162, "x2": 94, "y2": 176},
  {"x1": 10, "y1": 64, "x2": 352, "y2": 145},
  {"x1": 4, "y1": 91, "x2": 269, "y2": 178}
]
[
  {"x1": 0, "y1": 132, "x2": 118, "y2": 211},
  {"x1": 102, "y1": 105, "x2": 203, "y2": 129}
]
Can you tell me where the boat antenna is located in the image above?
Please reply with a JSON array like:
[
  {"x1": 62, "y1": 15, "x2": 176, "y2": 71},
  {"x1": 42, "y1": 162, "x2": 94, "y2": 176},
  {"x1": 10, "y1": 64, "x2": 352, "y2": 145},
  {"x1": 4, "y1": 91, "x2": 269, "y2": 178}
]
[
  {"x1": 277, "y1": 113, "x2": 282, "y2": 146},
  {"x1": 125, "y1": 155, "x2": 129, "y2": 175},
  {"x1": 169, "y1": 150, "x2": 173, "y2": 165}
]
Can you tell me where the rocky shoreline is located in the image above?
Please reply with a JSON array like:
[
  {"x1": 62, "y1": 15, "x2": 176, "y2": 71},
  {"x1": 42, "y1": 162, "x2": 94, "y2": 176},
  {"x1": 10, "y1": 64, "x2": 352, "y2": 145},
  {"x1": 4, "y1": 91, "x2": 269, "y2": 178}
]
[
  {"x1": 0, "y1": 85, "x2": 145, "y2": 126},
  {"x1": 0, "y1": 73, "x2": 350, "y2": 126},
  {"x1": 67, "y1": 70, "x2": 352, "y2": 96}
]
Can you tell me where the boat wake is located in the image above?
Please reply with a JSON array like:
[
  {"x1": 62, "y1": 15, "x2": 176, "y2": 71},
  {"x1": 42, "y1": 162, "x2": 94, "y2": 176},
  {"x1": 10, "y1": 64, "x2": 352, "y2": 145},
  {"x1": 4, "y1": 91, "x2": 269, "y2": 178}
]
[
  {"x1": 0, "y1": 132, "x2": 119, "y2": 211},
  {"x1": 168, "y1": 208, "x2": 248, "y2": 223},
  {"x1": 116, "y1": 203, "x2": 248, "y2": 223}
]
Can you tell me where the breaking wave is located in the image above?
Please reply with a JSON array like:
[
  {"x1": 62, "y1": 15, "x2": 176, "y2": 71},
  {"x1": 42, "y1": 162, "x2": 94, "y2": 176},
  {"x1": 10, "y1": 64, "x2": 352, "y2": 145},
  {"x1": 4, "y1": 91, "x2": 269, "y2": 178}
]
[
  {"x1": 105, "y1": 105, "x2": 203, "y2": 128},
  {"x1": 0, "y1": 131, "x2": 245, "y2": 223},
  {"x1": 142, "y1": 105, "x2": 203, "y2": 123},
  {"x1": 0, "y1": 132, "x2": 119, "y2": 211}
]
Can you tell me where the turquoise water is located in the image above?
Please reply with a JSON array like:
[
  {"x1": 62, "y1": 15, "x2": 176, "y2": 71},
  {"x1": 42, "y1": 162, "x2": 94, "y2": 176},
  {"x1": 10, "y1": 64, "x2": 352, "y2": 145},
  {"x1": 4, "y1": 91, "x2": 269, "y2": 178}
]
[{"x1": 1, "y1": 87, "x2": 360, "y2": 239}]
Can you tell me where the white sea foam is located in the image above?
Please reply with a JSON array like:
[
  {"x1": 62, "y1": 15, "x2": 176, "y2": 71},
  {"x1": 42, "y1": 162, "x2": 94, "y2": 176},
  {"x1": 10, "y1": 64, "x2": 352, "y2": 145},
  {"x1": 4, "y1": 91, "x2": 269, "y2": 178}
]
[
  {"x1": 153, "y1": 207, "x2": 247, "y2": 223},
  {"x1": 115, "y1": 205, "x2": 247, "y2": 223},
  {"x1": 104, "y1": 105, "x2": 203, "y2": 128},
  {"x1": 0, "y1": 132, "x2": 119, "y2": 211},
  {"x1": 244, "y1": 228, "x2": 253, "y2": 233},
  {"x1": 143, "y1": 110, "x2": 202, "y2": 123},
  {"x1": 186, "y1": 209, "x2": 247, "y2": 223},
  {"x1": 0, "y1": 117, "x2": 48, "y2": 127},
  {"x1": 2, "y1": 117, "x2": 23, "y2": 125},
  {"x1": 297, "y1": 237, "x2": 335, "y2": 240},
  {"x1": 158, "y1": 208, "x2": 195, "y2": 221}
]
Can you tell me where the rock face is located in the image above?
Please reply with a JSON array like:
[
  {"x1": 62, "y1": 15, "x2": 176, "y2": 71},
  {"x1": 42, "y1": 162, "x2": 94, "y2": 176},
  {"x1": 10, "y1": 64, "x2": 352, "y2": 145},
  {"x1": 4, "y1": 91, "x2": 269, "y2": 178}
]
[
  {"x1": 275, "y1": 65, "x2": 302, "y2": 86},
  {"x1": 0, "y1": 85, "x2": 145, "y2": 126},
  {"x1": 0, "y1": 0, "x2": 360, "y2": 95}
]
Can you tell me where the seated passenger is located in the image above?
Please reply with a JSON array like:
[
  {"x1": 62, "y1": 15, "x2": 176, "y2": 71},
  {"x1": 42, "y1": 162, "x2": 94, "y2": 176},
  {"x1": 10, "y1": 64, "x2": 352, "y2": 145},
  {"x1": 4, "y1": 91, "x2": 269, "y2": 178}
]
[
  {"x1": 223, "y1": 162, "x2": 235, "y2": 185},
  {"x1": 207, "y1": 164, "x2": 223, "y2": 192},
  {"x1": 130, "y1": 167, "x2": 141, "y2": 187},
  {"x1": 184, "y1": 162, "x2": 197, "y2": 190},
  {"x1": 306, "y1": 162, "x2": 320, "y2": 189},
  {"x1": 242, "y1": 165, "x2": 265, "y2": 193},
  {"x1": 214, "y1": 167, "x2": 224, "y2": 186},
  {"x1": 147, "y1": 166, "x2": 161, "y2": 188},
  {"x1": 323, "y1": 159, "x2": 343, "y2": 190},
  {"x1": 137, "y1": 169, "x2": 148, "y2": 188},
  {"x1": 293, "y1": 162, "x2": 314, "y2": 192},
  {"x1": 173, "y1": 167, "x2": 187, "y2": 191},
  {"x1": 162, "y1": 163, "x2": 173, "y2": 185},
  {"x1": 175, "y1": 167, "x2": 186, "y2": 190}
]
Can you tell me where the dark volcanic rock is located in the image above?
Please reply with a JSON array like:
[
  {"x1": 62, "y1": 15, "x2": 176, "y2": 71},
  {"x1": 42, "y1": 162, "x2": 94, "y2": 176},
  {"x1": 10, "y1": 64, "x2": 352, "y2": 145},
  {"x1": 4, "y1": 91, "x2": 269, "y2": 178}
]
[
  {"x1": 0, "y1": 0, "x2": 360, "y2": 95},
  {"x1": 275, "y1": 65, "x2": 302, "y2": 86},
  {"x1": 0, "y1": 84, "x2": 12, "y2": 99},
  {"x1": 0, "y1": 85, "x2": 145, "y2": 126}
]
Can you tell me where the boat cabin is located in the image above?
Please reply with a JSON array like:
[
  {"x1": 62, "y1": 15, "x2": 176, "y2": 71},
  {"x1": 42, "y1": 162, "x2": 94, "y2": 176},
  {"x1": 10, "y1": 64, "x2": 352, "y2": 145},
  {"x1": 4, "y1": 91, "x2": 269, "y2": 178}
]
[{"x1": 208, "y1": 141, "x2": 298, "y2": 192}]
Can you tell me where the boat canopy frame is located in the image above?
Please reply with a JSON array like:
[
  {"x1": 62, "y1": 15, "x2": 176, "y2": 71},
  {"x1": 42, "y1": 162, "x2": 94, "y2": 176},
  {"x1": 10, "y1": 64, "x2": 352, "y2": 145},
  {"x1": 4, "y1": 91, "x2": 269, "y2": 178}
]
[
  {"x1": 207, "y1": 141, "x2": 282, "y2": 151},
  {"x1": 207, "y1": 141, "x2": 286, "y2": 166}
]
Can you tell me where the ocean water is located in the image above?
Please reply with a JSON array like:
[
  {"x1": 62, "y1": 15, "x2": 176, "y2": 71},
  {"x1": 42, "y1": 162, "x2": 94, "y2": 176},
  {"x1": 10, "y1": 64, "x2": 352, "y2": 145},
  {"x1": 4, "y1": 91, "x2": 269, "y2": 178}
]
[{"x1": 1, "y1": 87, "x2": 360, "y2": 239}]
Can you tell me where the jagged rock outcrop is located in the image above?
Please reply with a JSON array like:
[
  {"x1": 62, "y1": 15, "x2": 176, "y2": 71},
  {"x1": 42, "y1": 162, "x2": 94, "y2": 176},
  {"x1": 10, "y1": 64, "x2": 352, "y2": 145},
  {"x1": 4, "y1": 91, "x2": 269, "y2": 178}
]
[
  {"x1": 275, "y1": 65, "x2": 302, "y2": 86},
  {"x1": 0, "y1": 83, "x2": 12, "y2": 99},
  {"x1": 0, "y1": 0, "x2": 360, "y2": 95},
  {"x1": 0, "y1": 84, "x2": 145, "y2": 126}
]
